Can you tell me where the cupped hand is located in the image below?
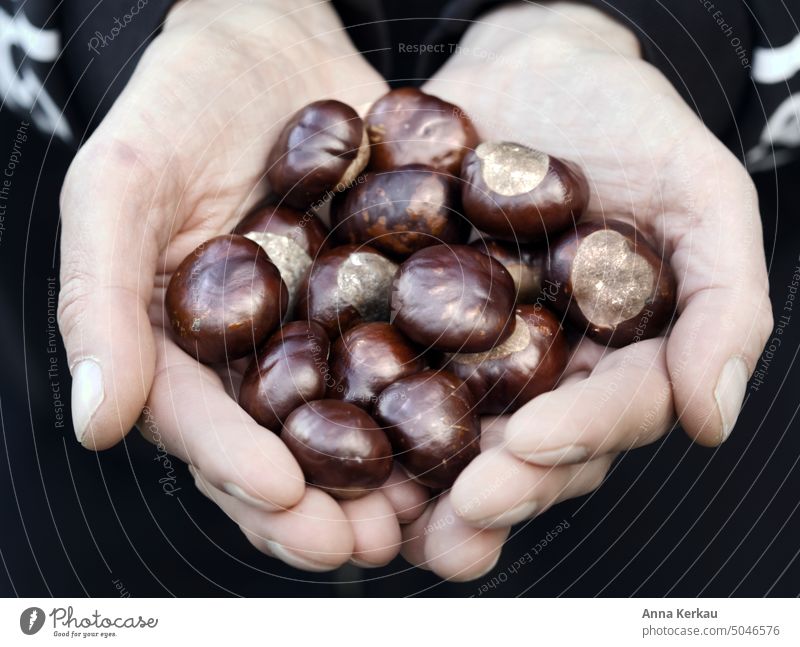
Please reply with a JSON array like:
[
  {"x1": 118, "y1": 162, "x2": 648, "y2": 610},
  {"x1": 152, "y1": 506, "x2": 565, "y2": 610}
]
[
  {"x1": 58, "y1": 0, "x2": 428, "y2": 572},
  {"x1": 403, "y1": 1, "x2": 773, "y2": 580}
]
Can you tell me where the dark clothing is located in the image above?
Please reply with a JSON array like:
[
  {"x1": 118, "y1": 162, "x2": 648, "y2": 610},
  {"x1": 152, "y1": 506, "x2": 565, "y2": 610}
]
[{"x1": 0, "y1": 0, "x2": 799, "y2": 597}]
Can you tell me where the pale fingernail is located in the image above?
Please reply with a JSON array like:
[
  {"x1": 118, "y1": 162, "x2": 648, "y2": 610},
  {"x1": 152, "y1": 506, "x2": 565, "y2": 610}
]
[
  {"x1": 264, "y1": 539, "x2": 333, "y2": 573},
  {"x1": 714, "y1": 356, "x2": 749, "y2": 443},
  {"x1": 71, "y1": 359, "x2": 104, "y2": 445},
  {"x1": 515, "y1": 445, "x2": 588, "y2": 465},
  {"x1": 472, "y1": 501, "x2": 538, "y2": 529},
  {"x1": 223, "y1": 482, "x2": 275, "y2": 511}
]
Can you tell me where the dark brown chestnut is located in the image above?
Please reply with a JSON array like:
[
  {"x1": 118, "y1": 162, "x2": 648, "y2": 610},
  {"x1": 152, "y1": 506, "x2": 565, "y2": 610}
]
[
  {"x1": 545, "y1": 219, "x2": 676, "y2": 346},
  {"x1": 165, "y1": 235, "x2": 287, "y2": 363},
  {"x1": 328, "y1": 322, "x2": 426, "y2": 409},
  {"x1": 390, "y1": 244, "x2": 516, "y2": 352},
  {"x1": 266, "y1": 100, "x2": 369, "y2": 209},
  {"x1": 233, "y1": 203, "x2": 331, "y2": 311},
  {"x1": 330, "y1": 164, "x2": 469, "y2": 259},
  {"x1": 374, "y1": 370, "x2": 480, "y2": 489},
  {"x1": 365, "y1": 88, "x2": 479, "y2": 175},
  {"x1": 441, "y1": 305, "x2": 568, "y2": 414},
  {"x1": 281, "y1": 400, "x2": 393, "y2": 499},
  {"x1": 460, "y1": 141, "x2": 589, "y2": 242},
  {"x1": 295, "y1": 244, "x2": 398, "y2": 339},
  {"x1": 471, "y1": 238, "x2": 546, "y2": 304},
  {"x1": 238, "y1": 320, "x2": 330, "y2": 431}
]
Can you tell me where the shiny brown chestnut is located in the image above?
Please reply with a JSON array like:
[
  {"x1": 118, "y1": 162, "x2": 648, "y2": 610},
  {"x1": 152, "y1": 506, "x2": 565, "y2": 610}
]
[
  {"x1": 545, "y1": 219, "x2": 676, "y2": 346},
  {"x1": 390, "y1": 244, "x2": 516, "y2": 352},
  {"x1": 281, "y1": 400, "x2": 393, "y2": 499},
  {"x1": 365, "y1": 88, "x2": 479, "y2": 175},
  {"x1": 442, "y1": 305, "x2": 568, "y2": 414},
  {"x1": 266, "y1": 100, "x2": 369, "y2": 209},
  {"x1": 331, "y1": 164, "x2": 469, "y2": 259},
  {"x1": 374, "y1": 370, "x2": 480, "y2": 489},
  {"x1": 165, "y1": 235, "x2": 287, "y2": 363},
  {"x1": 295, "y1": 244, "x2": 398, "y2": 338},
  {"x1": 233, "y1": 203, "x2": 331, "y2": 311},
  {"x1": 471, "y1": 238, "x2": 546, "y2": 304},
  {"x1": 238, "y1": 320, "x2": 330, "y2": 431},
  {"x1": 329, "y1": 322, "x2": 426, "y2": 409},
  {"x1": 460, "y1": 141, "x2": 589, "y2": 242}
]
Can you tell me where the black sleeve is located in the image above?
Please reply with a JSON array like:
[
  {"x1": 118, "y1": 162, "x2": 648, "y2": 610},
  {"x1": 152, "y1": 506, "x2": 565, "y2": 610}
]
[{"x1": 60, "y1": 0, "x2": 176, "y2": 139}]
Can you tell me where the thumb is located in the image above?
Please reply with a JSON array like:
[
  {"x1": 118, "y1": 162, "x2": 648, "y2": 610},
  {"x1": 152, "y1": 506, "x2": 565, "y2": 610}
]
[{"x1": 58, "y1": 138, "x2": 169, "y2": 450}]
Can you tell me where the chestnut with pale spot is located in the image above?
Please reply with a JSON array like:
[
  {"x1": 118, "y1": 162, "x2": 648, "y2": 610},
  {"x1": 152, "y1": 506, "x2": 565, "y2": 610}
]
[
  {"x1": 234, "y1": 203, "x2": 331, "y2": 312},
  {"x1": 441, "y1": 305, "x2": 568, "y2": 414},
  {"x1": 460, "y1": 141, "x2": 589, "y2": 242},
  {"x1": 238, "y1": 320, "x2": 330, "y2": 432},
  {"x1": 365, "y1": 87, "x2": 479, "y2": 175},
  {"x1": 471, "y1": 238, "x2": 546, "y2": 304},
  {"x1": 375, "y1": 370, "x2": 480, "y2": 489},
  {"x1": 165, "y1": 235, "x2": 287, "y2": 364},
  {"x1": 390, "y1": 244, "x2": 516, "y2": 352},
  {"x1": 331, "y1": 164, "x2": 469, "y2": 259},
  {"x1": 295, "y1": 244, "x2": 398, "y2": 339},
  {"x1": 328, "y1": 322, "x2": 427, "y2": 410},
  {"x1": 545, "y1": 220, "x2": 676, "y2": 346},
  {"x1": 281, "y1": 400, "x2": 393, "y2": 500},
  {"x1": 266, "y1": 100, "x2": 369, "y2": 209}
]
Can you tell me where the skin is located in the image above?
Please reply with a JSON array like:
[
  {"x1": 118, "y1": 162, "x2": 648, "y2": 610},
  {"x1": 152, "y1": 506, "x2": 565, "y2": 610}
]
[
  {"x1": 57, "y1": 0, "x2": 428, "y2": 572},
  {"x1": 402, "y1": 2, "x2": 772, "y2": 580}
]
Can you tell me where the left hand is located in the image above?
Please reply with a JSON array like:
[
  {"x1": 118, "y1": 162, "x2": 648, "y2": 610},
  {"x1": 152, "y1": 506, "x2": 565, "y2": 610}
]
[{"x1": 401, "y1": 2, "x2": 773, "y2": 581}]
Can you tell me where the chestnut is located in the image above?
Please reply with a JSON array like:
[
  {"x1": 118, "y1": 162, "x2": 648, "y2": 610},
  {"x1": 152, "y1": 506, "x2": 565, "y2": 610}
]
[
  {"x1": 238, "y1": 320, "x2": 330, "y2": 431},
  {"x1": 331, "y1": 164, "x2": 469, "y2": 259},
  {"x1": 329, "y1": 322, "x2": 426, "y2": 409},
  {"x1": 544, "y1": 219, "x2": 676, "y2": 346},
  {"x1": 390, "y1": 244, "x2": 516, "y2": 352},
  {"x1": 165, "y1": 235, "x2": 287, "y2": 363},
  {"x1": 266, "y1": 100, "x2": 369, "y2": 209},
  {"x1": 471, "y1": 238, "x2": 546, "y2": 304},
  {"x1": 365, "y1": 88, "x2": 479, "y2": 175},
  {"x1": 233, "y1": 203, "x2": 331, "y2": 311},
  {"x1": 281, "y1": 400, "x2": 393, "y2": 499},
  {"x1": 460, "y1": 141, "x2": 589, "y2": 242},
  {"x1": 441, "y1": 305, "x2": 568, "y2": 414},
  {"x1": 374, "y1": 370, "x2": 480, "y2": 489},
  {"x1": 295, "y1": 244, "x2": 398, "y2": 338}
]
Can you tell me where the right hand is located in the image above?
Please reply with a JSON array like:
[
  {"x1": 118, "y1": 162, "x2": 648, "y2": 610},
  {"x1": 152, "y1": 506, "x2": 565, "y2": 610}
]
[{"x1": 58, "y1": 0, "x2": 428, "y2": 572}]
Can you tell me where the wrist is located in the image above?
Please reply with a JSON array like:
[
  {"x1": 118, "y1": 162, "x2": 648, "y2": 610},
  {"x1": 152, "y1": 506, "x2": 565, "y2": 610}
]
[{"x1": 463, "y1": 1, "x2": 641, "y2": 60}]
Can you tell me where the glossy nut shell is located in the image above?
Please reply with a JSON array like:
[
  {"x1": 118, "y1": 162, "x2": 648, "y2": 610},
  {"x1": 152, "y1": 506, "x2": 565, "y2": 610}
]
[
  {"x1": 281, "y1": 399, "x2": 393, "y2": 499},
  {"x1": 544, "y1": 219, "x2": 676, "y2": 346},
  {"x1": 374, "y1": 370, "x2": 480, "y2": 489},
  {"x1": 460, "y1": 141, "x2": 589, "y2": 242},
  {"x1": 165, "y1": 235, "x2": 287, "y2": 363},
  {"x1": 239, "y1": 320, "x2": 330, "y2": 431},
  {"x1": 390, "y1": 244, "x2": 516, "y2": 352}
]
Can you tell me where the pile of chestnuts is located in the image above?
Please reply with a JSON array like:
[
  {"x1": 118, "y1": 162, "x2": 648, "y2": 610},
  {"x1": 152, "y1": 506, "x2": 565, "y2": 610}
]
[{"x1": 165, "y1": 88, "x2": 676, "y2": 500}]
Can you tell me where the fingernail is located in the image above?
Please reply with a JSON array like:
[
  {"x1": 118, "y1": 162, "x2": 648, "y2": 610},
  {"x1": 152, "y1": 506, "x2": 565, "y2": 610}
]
[
  {"x1": 264, "y1": 539, "x2": 333, "y2": 572},
  {"x1": 223, "y1": 482, "x2": 274, "y2": 511},
  {"x1": 515, "y1": 445, "x2": 588, "y2": 465},
  {"x1": 714, "y1": 356, "x2": 749, "y2": 443},
  {"x1": 71, "y1": 359, "x2": 104, "y2": 445},
  {"x1": 473, "y1": 501, "x2": 538, "y2": 529}
]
